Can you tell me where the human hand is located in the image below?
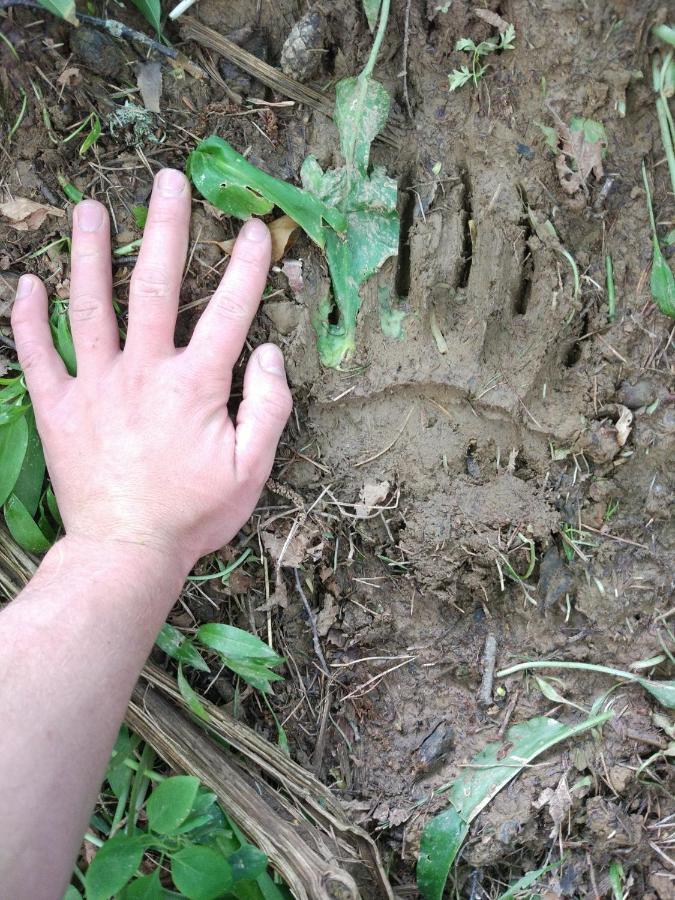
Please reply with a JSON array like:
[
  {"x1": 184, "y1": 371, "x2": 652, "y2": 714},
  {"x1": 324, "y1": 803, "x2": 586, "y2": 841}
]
[{"x1": 10, "y1": 168, "x2": 292, "y2": 575}]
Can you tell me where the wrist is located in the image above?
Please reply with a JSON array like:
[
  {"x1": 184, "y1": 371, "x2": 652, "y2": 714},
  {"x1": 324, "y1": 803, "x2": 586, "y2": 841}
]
[{"x1": 43, "y1": 534, "x2": 190, "y2": 606}]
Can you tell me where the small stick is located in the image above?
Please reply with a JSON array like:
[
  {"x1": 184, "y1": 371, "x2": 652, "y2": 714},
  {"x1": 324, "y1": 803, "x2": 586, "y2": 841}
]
[
  {"x1": 402, "y1": 0, "x2": 413, "y2": 119},
  {"x1": 354, "y1": 405, "x2": 414, "y2": 468},
  {"x1": 0, "y1": 1, "x2": 206, "y2": 79},
  {"x1": 294, "y1": 567, "x2": 329, "y2": 676},
  {"x1": 477, "y1": 633, "x2": 497, "y2": 708}
]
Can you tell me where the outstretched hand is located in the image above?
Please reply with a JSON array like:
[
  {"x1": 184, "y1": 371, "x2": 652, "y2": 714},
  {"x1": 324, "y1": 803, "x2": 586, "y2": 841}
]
[{"x1": 11, "y1": 168, "x2": 292, "y2": 574}]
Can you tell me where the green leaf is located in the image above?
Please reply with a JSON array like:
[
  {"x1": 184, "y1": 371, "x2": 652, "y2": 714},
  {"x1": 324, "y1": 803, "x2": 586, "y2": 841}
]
[
  {"x1": 334, "y1": 75, "x2": 390, "y2": 175},
  {"x1": 448, "y1": 66, "x2": 473, "y2": 92},
  {"x1": 85, "y1": 833, "x2": 149, "y2": 900},
  {"x1": 498, "y1": 659, "x2": 675, "y2": 710},
  {"x1": 120, "y1": 868, "x2": 166, "y2": 899},
  {"x1": 196, "y1": 623, "x2": 283, "y2": 664},
  {"x1": 0, "y1": 402, "x2": 30, "y2": 426},
  {"x1": 4, "y1": 493, "x2": 52, "y2": 553},
  {"x1": 229, "y1": 846, "x2": 268, "y2": 883},
  {"x1": 178, "y1": 663, "x2": 210, "y2": 722},
  {"x1": 36, "y1": 0, "x2": 77, "y2": 25},
  {"x1": 496, "y1": 857, "x2": 563, "y2": 899},
  {"x1": 417, "y1": 807, "x2": 468, "y2": 900},
  {"x1": 133, "y1": 205, "x2": 149, "y2": 229},
  {"x1": 362, "y1": 0, "x2": 381, "y2": 30},
  {"x1": 650, "y1": 239, "x2": 675, "y2": 317},
  {"x1": 187, "y1": 137, "x2": 346, "y2": 246},
  {"x1": 171, "y1": 846, "x2": 233, "y2": 900},
  {"x1": 417, "y1": 712, "x2": 612, "y2": 899},
  {"x1": 638, "y1": 676, "x2": 675, "y2": 709},
  {"x1": 79, "y1": 114, "x2": 101, "y2": 156},
  {"x1": 0, "y1": 415, "x2": 28, "y2": 507},
  {"x1": 146, "y1": 775, "x2": 200, "y2": 834},
  {"x1": 156, "y1": 623, "x2": 210, "y2": 672},
  {"x1": 569, "y1": 115, "x2": 608, "y2": 149},
  {"x1": 129, "y1": 0, "x2": 162, "y2": 35},
  {"x1": 218, "y1": 658, "x2": 284, "y2": 695},
  {"x1": 455, "y1": 37, "x2": 476, "y2": 53},
  {"x1": 50, "y1": 306, "x2": 77, "y2": 375},
  {"x1": 64, "y1": 887, "x2": 83, "y2": 900},
  {"x1": 609, "y1": 860, "x2": 625, "y2": 900},
  {"x1": 12, "y1": 408, "x2": 45, "y2": 516}
]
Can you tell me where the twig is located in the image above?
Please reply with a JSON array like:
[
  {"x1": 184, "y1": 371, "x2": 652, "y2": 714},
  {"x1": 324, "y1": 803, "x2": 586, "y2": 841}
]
[
  {"x1": 179, "y1": 17, "x2": 401, "y2": 149},
  {"x1": 477, "y1": 633, "x2": 497, "y2": 708},
  {"x1": 354, "y1": 405, "x2": 414, "y2": 468},
  {"x1": 294, "y1": 567, "x2": 329, "y2": 676},
  {"x1": 0, "y1": 1, "x2": 206, "y2": 79},
  {"x1": 0, "y1": 333, "x2": 17, "y2": 351}
]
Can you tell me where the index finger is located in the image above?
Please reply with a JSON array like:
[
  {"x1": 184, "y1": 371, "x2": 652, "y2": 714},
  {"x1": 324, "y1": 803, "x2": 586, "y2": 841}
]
[{"x1": 186, "y1": 218, "x2": 271, "y2": 376}]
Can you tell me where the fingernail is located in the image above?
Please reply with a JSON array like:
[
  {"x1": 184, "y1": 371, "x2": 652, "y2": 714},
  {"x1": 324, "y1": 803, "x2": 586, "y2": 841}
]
[
  {"x1": 15, "y1": 275, "x2": 35, "y2": 300},
  {"x1": 156, "y1": 168, "x2": 187, "y2": 197},
  {"x1": 240, "y1": 218, "x2": 269, "y2": 243},
  {"x1": 76, "y1": 200, "x2": 104, "y2": 232},
  {"x1": 259, "y1": 345, "x2": 285, "y2": 375}
]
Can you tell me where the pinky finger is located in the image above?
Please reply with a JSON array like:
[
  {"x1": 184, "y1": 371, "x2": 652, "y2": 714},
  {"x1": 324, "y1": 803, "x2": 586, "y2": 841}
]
[
  {"x1": 235, "y1": 344, "x2": 293, "y2": 485},
  {"x1": 11, "y1": 275, "x2": 69, "y2": 406}
]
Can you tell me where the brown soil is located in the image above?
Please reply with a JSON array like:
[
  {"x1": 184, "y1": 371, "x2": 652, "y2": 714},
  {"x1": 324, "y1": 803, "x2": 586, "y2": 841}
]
[{"x1": 1, "y1": 0, "x2": 673, "y2": 896}]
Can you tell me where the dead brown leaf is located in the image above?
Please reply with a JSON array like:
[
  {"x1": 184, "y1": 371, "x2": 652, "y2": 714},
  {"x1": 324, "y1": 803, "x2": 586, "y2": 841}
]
[
  {"x1": 268, "y1": 214, "x2": 299, "y2": 261},
  {"x1": 137, "y1": 62, "x2": 162, "y2": 114},
  {"x1": 0, "y1": 198, "x2": 65, "y2": 232},
  {"x1": 57, "y1": 66, "x2": 81, "y2": 88},
  {"x1": 263, "y1": 526, "x2": 318, "y2": 568},
  {"x1": 472, "y1": 8, "x2": 509, "y2": 32},
  {"x1": 615, "y1": 405, "x2": 633, "y2": 447},
  {"x1": 555, "y1": 121, "x2": 605, "y2": 195},
  {"x1": 354, "y1": 481, "x2": 390, "y2": 519},
  {"x1": 535, "y1": 773, "x2": 572, "y2": 837},
  {"x1": 316, "y1": 593, "x2": 338, "y2": 636},
  {"x1": 216, "y1": 215, "x2": 299, "y2": 264}
]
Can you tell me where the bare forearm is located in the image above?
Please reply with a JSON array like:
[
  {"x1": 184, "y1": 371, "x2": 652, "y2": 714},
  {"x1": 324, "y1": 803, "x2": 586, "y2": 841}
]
[{"x1": 0, "y1": 536, "x2": 186, "y2": 898}]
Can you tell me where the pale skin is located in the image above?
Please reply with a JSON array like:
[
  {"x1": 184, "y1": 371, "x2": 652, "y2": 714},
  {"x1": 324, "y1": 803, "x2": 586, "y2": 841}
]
[{"x1": 0, "y1": 167, "x2": 293, "y2": 897}]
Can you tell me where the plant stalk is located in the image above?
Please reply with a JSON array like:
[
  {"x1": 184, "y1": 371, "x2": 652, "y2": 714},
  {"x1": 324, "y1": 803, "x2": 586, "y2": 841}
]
[
  {"x1": 653, "y1": 55, "x2": 675, "y2": 198},
  {"x1": 362, "y1": 0, "x2": 391, "y2": 79}
]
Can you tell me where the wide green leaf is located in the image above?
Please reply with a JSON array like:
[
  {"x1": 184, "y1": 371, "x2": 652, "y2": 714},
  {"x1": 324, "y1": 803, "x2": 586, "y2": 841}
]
[
  {"x1": 0, "y1": 403, "x2": 30, "y2": 426},
  {"x1": 4, "y1": 493, "x2": 52, "y2": 553},
  {"x1": 187, "y1": 137, "x2": 346, "y2": 247},
  {"x1": 36, "y1": 0, "x2": 77, "y2": 25},
  {"x1": 334, "y1": 75, "x2": 390, "y2": 175},
  {"x1": 171, "y1": 845, "x2": 233, "y2": 900},
  {"x1": 229, "y1": 846, "x2": 268, "y2": 883},
  {"x1": 129, "y1": 0, "x2": 162, "y2": 35},
  {"x1": 417, "y1": 711, "x2": 612, "y2": 899},
  {"x1": 146, "y1": 775, "x2": 200, "y2": 834},
  {"x1": 0, "y1": 415, "x2": 28, "y2": 507},
  {"x1": 12, "y1": 408, "x2": 45, "y2": 516},
  {"x1": 85, "y1": 833, "x2": 149, "y2": 900},
  {"x1": 120, "y1": 868, "x2": 166, "y2": 899},
  {"x1": 417, "y1": 807, "x2": 468, "y2": 900},
  {"x1": 196, "y1": 623, "x2": 283, "y2": 664}
]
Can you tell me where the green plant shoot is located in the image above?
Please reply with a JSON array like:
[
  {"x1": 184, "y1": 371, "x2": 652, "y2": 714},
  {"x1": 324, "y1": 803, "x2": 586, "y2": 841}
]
[
  {"x1": 449, "y1": 22, "x2": 516, "y2": 92},
  {"x1": 642, "y1": 161, "x2": 675, "y2": 318},
  {"x1": 187, "y1": 0, "x2": 398, "y2": 368}
]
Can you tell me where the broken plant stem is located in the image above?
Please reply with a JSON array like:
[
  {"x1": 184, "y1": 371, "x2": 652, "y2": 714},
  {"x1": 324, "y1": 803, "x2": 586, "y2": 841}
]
[{"x1": 294, "y1": 568, "x2": 329, "y2": 676}]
